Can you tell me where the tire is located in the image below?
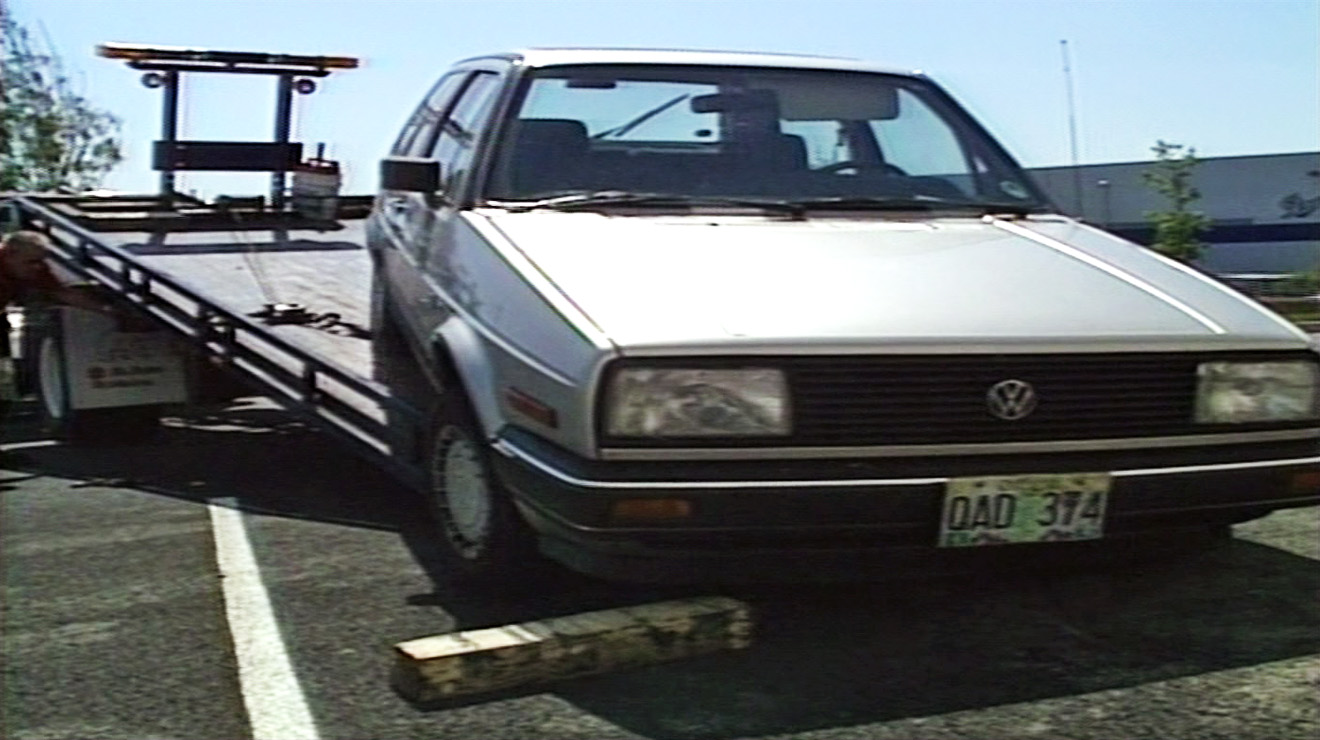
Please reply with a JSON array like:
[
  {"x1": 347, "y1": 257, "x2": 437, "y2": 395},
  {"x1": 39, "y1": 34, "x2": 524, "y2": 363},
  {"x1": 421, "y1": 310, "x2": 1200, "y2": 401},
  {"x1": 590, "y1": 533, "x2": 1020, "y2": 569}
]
[
  {"x1": 368, "y1": 261, "x2": 426, "y2": 394},
  {"x1": 10, "y1": 305, "x2": 52, "y2": 397},
  {"x1": 369, "y1": 259, "x2": 404, "y2": 344},
  {"x1": 426, "y1": 389, "x2": 539, "y2": 585},
  {"x1": 37, "y1": 333, "x2": 161, "y2": 446}
]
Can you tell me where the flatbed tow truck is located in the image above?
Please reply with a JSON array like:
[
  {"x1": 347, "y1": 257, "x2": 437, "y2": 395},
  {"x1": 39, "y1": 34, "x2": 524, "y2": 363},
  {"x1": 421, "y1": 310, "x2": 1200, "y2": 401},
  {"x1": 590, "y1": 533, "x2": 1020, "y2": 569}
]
[{"x1": 2, "y1": 44, "x2": 431, "y2": 492}]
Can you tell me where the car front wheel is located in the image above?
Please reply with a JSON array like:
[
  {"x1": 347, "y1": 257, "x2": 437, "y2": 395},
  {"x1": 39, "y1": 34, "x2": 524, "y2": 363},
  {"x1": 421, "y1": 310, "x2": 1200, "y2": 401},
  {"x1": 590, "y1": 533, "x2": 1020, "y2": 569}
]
[{"x1": 427, "y1": 390, "x2": 537, "y2": 585}]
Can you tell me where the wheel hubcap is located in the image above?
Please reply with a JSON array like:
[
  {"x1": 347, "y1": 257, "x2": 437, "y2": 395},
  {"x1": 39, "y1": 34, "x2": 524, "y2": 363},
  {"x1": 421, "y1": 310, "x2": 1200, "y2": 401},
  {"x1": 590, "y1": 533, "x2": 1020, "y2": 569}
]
[
  {"x1": 38, "y1": 337, "x2": 66, "y2": 420},
  {"x1": 435, "y1": 426, "x2": 491, "y2": 558}
]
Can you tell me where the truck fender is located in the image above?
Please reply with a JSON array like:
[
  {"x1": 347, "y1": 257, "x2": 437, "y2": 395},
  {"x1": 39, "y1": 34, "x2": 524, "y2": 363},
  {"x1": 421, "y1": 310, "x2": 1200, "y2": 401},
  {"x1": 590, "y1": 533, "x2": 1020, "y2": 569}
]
[{"x1": 430, "y1": 317, "x2": 502, "y2": 439}]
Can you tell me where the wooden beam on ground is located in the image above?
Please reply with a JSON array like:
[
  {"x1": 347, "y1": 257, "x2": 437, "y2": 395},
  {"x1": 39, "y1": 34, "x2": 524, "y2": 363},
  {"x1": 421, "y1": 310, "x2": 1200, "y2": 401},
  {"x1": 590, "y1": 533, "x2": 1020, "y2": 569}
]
[{"x1": 391, "y1": 596, "x2": 753, "y2": 703}]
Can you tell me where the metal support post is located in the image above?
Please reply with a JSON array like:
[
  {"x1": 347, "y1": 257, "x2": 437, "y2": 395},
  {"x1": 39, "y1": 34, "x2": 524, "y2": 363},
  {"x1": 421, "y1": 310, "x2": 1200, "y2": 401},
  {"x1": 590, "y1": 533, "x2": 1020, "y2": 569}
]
[
  {"x1": 159, "y1": 70, "x2": 180, "y2": 205},
  {"x1": 272, "y1": 74, "x2": 295, "y2": 210}
]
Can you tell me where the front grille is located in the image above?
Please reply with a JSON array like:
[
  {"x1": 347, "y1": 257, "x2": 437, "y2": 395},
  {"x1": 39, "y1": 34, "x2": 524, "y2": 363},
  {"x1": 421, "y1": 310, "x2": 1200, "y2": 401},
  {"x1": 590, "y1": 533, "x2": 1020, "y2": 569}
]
[
  {"x1": 791, "y1": 353, "x2": 1202, "y2": 445},
  {"x1": 602, "y1": 351, "x2": 1319, "y2": 447}
]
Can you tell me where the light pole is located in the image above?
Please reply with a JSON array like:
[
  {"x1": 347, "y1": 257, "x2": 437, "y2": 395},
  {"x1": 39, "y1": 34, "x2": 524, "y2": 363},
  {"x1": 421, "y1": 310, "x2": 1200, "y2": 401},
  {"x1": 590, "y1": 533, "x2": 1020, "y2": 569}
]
[
  {"x1": 1097, "y1": 179, "x2": 1112, "y2": 228},
  {"x1": 1061, "y1": 40, "x2": 1084, "y2": 218}
]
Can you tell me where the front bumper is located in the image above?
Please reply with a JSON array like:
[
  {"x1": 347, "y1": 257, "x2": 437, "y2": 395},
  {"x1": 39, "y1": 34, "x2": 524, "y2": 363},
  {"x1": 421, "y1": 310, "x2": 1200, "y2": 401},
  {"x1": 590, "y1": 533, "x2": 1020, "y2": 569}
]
[{"x1": 491, "y1": 430, "x2": 1320, "y2": 582}]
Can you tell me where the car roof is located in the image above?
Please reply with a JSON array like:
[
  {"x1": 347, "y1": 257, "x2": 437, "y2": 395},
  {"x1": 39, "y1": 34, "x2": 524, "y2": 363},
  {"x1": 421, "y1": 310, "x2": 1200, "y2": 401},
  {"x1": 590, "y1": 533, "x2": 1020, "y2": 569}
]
[{"x1": 457, "y1": 48, "x2": 921, "y2": 77}]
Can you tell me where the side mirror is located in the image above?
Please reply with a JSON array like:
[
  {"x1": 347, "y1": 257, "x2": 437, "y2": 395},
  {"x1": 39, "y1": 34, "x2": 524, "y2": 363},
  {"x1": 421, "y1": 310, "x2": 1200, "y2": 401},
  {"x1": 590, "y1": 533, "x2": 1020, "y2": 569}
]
[{"x1": 380, "y1": 156, "x2": 441, "y2": 193}]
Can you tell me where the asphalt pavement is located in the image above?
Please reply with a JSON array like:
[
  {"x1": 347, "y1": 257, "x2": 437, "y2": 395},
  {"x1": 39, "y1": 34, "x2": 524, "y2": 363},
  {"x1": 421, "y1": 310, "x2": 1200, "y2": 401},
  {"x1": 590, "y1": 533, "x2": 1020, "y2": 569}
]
[{"x1": 2, "y1": 397, "x2": 1318, "y2": 740}]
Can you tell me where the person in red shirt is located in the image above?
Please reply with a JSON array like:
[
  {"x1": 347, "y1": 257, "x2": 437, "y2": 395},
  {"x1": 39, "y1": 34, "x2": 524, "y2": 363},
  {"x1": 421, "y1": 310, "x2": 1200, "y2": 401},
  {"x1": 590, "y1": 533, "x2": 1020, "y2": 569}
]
[
  {"x1": 0, "y1": 230, "x2": 110, "y2": 312},
  {"x1": 0, "y1": 231, "x2": 117, "y2": 440}
]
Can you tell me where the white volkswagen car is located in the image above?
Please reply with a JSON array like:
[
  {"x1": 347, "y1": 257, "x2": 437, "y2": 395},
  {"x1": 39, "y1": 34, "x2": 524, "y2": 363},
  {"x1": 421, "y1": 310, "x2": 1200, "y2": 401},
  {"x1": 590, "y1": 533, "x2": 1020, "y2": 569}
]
[{"x1": 367, "y1": 49, "x2": 1320, "y2": 583}]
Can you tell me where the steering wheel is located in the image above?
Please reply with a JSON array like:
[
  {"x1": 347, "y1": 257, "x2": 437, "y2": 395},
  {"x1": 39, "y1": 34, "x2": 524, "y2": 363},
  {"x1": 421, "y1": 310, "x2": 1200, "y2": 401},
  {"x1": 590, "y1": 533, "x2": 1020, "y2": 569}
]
[{"x1": 814, "y1": 161, "x2": 908, "y2": 176}]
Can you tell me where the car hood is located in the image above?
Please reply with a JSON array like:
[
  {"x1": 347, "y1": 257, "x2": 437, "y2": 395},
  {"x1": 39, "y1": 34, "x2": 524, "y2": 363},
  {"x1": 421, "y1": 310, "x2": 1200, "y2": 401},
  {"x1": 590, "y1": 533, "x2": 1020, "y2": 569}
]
[{"x1": 480, "y1": 210, "x2": 1309, "y2": 353}]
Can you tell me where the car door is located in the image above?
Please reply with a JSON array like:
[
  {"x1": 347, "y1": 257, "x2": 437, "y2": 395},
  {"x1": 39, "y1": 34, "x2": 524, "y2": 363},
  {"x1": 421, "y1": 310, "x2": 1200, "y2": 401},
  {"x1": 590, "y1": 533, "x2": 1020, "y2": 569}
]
[
  {"x1": 377, "y1": 72, "x2": 467, "y2": 348},
  {"x1": 400, "y1": 70, "x2": 503, "y2": 342}
]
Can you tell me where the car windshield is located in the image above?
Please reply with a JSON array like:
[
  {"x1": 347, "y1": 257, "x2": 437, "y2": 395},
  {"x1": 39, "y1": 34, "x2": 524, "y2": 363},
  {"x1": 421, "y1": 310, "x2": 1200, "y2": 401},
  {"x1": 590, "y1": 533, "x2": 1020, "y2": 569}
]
[{"x1": 484, "y1": 64, "x2": 1049, "y2": 210}]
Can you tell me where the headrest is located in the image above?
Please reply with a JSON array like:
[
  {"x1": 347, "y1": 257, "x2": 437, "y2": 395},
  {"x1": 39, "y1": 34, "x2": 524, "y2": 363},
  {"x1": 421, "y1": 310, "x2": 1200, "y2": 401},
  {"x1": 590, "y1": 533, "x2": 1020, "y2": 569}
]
[{"x1": 514, "y1": 118, "x2": 589, "y2": 154}]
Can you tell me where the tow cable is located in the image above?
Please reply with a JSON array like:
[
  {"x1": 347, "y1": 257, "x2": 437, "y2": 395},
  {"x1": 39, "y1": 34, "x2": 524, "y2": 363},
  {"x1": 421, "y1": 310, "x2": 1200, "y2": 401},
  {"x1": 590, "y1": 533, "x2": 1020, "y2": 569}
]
[
  {"x1": 225, "y1": 212, "x2": 371, "y2": 339},
  {"x1": 248, "y1": 302, "x2": 371, "y2": 338}
]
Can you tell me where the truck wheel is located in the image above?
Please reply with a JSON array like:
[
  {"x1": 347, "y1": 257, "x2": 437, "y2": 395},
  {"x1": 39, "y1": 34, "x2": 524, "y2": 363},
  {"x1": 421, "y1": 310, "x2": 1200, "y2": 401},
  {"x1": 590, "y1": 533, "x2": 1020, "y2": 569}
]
[
  {"x1": 427, "y1": 390, "x2": 537, "y2": 584},
  {"x1": 37, "y1": 334, "x2": 161, "y2": 446},
  {"x1": 11, "y1": 305, "x2": 52, "y2": 397}
]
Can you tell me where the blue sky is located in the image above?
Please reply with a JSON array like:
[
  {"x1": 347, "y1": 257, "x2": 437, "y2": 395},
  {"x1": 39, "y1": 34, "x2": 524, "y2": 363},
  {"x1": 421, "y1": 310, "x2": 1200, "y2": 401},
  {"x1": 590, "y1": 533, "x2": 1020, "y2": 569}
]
[{"x1": 10, "y1": 0, "x2": 1320, "y2": 197}]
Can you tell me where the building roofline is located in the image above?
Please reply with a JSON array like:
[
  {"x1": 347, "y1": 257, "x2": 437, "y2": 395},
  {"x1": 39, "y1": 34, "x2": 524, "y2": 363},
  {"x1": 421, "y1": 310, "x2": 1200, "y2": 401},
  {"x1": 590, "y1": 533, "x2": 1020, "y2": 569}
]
[{"x1": 1028, "y1": 150, "x2": 1320, "y2": 172}]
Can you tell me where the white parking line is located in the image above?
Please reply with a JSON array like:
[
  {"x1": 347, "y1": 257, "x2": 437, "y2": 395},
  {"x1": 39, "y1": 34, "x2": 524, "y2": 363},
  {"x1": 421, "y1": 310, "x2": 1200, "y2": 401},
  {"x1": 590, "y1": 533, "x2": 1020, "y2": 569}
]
[
  {"x1": 208, "y1": 497, "x2": 320, "y2": 740},
  {"x1": 0, "y1": 440, "x2": 61, "y2": 451}
]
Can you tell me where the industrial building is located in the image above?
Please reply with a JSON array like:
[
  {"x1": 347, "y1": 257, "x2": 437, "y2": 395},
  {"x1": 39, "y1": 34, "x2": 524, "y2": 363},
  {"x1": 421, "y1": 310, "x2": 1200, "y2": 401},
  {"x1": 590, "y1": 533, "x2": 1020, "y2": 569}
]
[{"x1": 1027, "y1": 151, "x2": 1320, "y2": 280}]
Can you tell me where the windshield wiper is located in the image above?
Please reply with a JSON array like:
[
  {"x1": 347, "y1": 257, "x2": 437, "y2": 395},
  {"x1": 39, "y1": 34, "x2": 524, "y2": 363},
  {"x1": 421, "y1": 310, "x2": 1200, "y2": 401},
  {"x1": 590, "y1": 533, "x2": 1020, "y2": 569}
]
[
  {"x1": 790, "y1": 196, "x2": 1039, "y2": 216},
  {"x1": 964, "y1": 201, "x2": 1041, "y2": 217},
  {"x1": 494, "y1": 191, "x2": 806, "y2": 216},
  {"x1": 493, "y1": 191, "x2": 1041, "y2": 217},
  {"x1": 790, "y1": 196, "x2": 939, "y2": 211},
  {"x1": 590, "y1": 94, "x2": 691, "y2": 140}
]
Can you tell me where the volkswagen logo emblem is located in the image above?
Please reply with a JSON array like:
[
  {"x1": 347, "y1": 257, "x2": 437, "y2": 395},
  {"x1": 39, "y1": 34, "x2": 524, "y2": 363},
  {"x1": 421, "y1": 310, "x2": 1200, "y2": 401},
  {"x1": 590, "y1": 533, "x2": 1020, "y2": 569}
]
[{"x1": 986, "y1": 379, "x2": 1037, "y2": 420}]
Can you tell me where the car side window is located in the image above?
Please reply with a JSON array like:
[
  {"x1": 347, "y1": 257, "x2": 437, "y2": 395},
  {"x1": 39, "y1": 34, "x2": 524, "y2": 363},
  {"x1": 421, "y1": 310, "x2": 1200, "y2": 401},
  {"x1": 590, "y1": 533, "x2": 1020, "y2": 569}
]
[
  {"x1": 391, "y1": 111, "x2": 424, "y2": 156},
  {"x1": 403, "y1": 73, "x2": 468, "y2": 158},
  {"x1": 392, "y1": 74, "x2": 460, "y2": 155},
  {"x1": 428, "y1": 72, "x2": 501, "y2": 190}
]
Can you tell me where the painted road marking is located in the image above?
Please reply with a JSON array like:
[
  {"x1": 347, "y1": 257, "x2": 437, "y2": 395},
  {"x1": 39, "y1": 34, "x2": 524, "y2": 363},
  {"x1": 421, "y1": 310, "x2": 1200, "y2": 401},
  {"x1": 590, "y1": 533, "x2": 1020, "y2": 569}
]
[
  {"x1": 393, "y1": 596, "x2": 753, "y2": 703},
  {"x1": 0, "y1": 440, "x2": 61, "y2": 452},
  {"x1": 209, "y1": 497, "x2": 319, "y2": 740}
]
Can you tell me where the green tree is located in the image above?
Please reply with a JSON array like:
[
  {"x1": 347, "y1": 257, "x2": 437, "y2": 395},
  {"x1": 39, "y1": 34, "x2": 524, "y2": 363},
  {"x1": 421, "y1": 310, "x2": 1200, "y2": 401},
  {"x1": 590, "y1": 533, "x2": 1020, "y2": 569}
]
[
  {"x1": 1141, "y1": 140, "x2": 1211, "y2": 262},
  {"x1": 1, "y1": 11, "x2": 122, "y2": 192}
]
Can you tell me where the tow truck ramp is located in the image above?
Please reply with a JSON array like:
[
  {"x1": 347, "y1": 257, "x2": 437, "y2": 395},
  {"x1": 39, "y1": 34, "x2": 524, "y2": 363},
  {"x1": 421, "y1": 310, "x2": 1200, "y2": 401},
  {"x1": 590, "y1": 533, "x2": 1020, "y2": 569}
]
[{"x1": 4, "y1": 193, "x2": 427, "y2": 491}]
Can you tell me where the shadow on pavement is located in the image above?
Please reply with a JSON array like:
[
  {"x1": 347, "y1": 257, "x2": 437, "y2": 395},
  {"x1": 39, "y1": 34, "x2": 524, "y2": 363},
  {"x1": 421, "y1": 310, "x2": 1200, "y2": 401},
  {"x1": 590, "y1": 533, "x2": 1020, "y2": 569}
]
[
  {"x1": 2, "y1": 399, "x2": 411, "y2": 532},
  {"x1": 554, "y1": 536, "x2": 1319, "y2": 739},
  {"x1": 0, "y1": 398, "x2": 702, "y2": 628}
]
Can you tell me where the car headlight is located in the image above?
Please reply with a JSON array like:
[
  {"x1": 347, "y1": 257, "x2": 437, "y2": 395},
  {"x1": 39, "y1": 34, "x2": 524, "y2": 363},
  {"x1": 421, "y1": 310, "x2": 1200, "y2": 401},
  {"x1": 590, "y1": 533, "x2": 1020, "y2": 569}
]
[
  {"x1": 1195, "y1": 361, "x2": 1320, "y2": 423},
  {"x1": 604, "y1": 368, "x2": 790, "y2": 437}
]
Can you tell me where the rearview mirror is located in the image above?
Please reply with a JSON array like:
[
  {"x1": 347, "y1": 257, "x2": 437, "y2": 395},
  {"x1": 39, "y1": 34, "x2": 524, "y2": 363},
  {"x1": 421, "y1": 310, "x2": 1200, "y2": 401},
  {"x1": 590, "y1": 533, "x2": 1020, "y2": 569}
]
[
  {"x1": 380, "y1": 156, "x2": 441, "y2": 193},
  {"x1": 691, "y1": 89, "x2": 779, "y2": 114},
  {"x1": 693, "y1": 84, "x2": 901, "y2": 121}
]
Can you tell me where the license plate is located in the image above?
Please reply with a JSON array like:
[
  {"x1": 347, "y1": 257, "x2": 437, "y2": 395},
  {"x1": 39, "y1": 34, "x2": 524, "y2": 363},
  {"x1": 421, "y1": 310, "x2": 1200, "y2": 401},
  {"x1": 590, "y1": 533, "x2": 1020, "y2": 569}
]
[{"x1": 937, "y1": 473, "x2": 1110, "y2": 547}]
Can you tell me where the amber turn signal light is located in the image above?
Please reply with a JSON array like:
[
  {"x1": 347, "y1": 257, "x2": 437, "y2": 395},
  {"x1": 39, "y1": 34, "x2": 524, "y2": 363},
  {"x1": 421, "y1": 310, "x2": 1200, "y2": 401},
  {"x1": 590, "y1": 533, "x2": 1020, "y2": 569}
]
[
  {"x1": 504, "y1": 387, "x2": 558, "y2": 429},
  {"x1": 608, "y1": 498, "x2": 693, "y2": 523},
  {"x1": 1289, "y1": 470, "x2": 1320, "y2": 494}
]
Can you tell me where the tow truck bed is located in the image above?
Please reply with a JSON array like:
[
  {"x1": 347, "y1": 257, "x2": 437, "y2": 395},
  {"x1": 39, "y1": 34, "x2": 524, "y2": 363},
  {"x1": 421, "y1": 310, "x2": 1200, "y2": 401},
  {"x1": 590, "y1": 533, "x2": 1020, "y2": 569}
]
[
  {"x1": 99, "y1": 223, "x2": 375, "y2": 375},
  {"x1": 4, "y1": 194, "x2": 429, "y2": 490}
]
